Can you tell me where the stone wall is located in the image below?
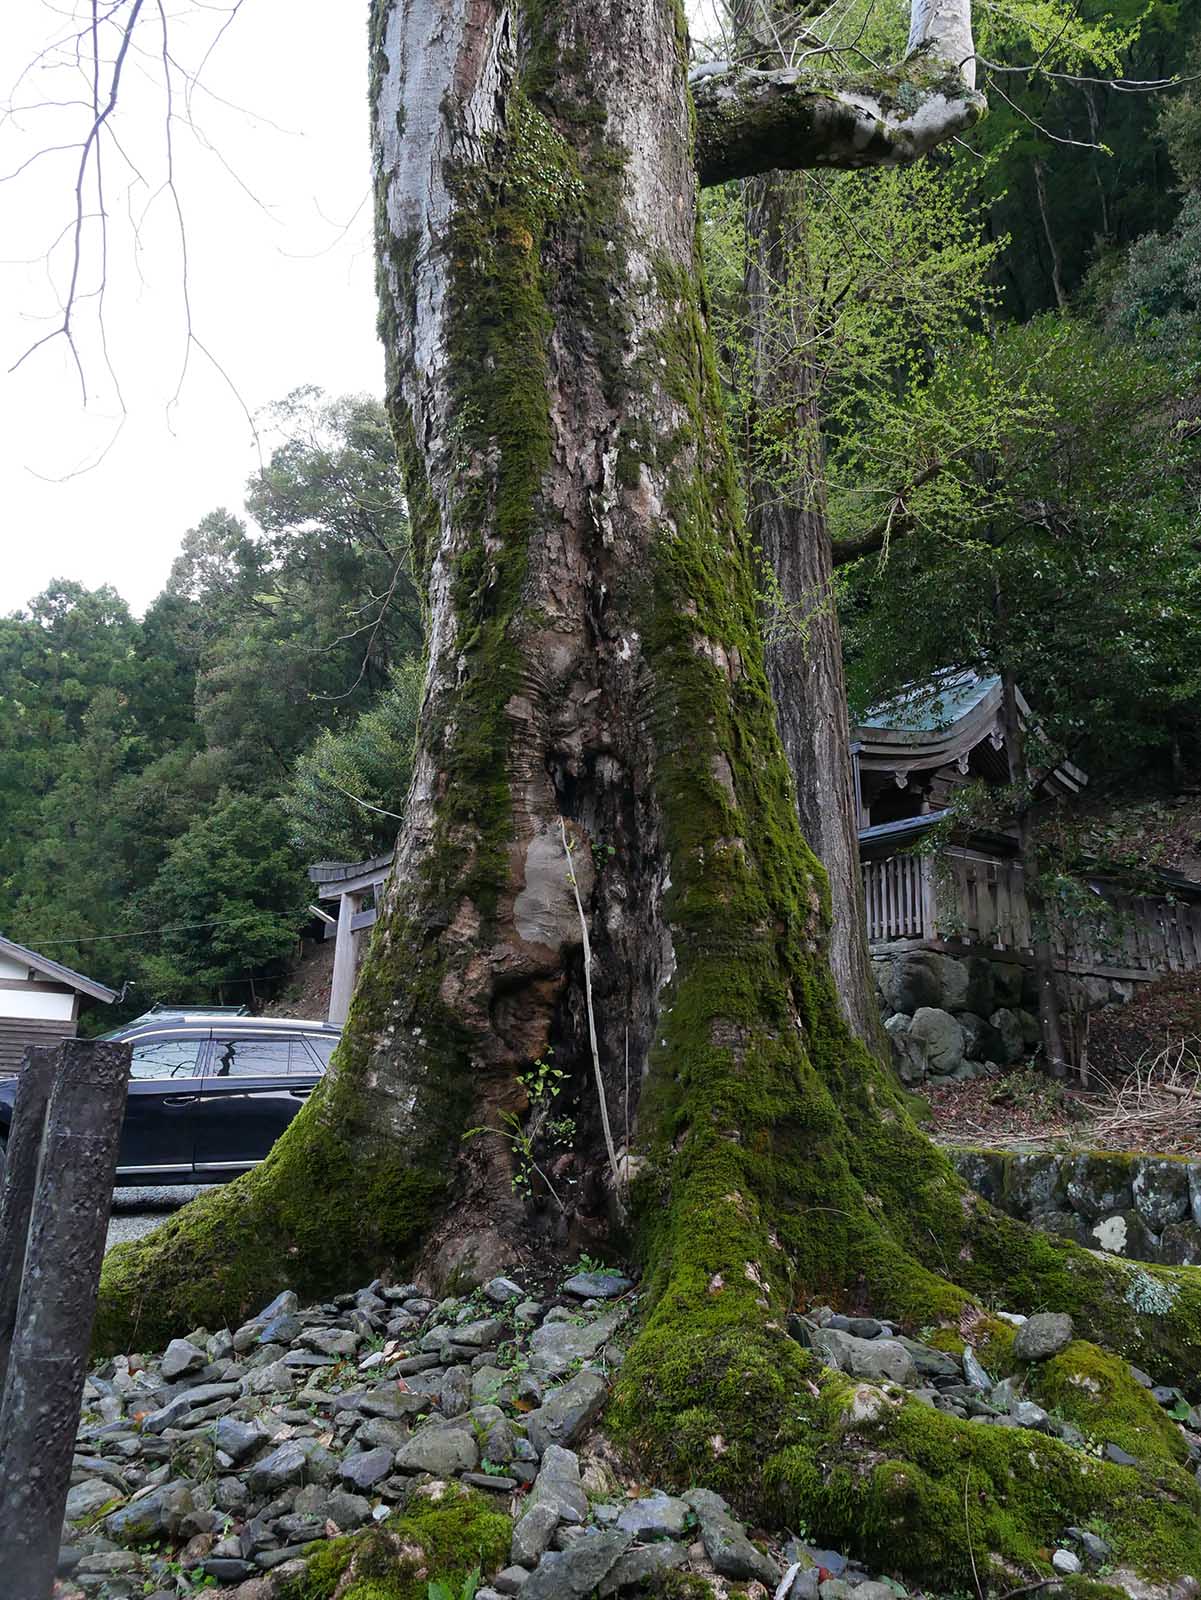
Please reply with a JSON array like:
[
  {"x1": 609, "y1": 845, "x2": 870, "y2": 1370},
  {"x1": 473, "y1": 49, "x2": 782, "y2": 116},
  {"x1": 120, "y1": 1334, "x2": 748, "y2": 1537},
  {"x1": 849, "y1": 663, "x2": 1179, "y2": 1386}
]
[
  {"x1": 872, "y1": 947, "x2": 1134, "y2": 1086},
  {"x1": 949, "y1": 1146, "x2": 1201, "y2": 1266}
]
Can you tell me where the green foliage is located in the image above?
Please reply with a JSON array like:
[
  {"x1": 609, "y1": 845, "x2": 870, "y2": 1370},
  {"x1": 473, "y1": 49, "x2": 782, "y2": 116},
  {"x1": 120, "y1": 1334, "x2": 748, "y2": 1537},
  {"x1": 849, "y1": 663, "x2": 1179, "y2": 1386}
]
[
  {"x1": 969, "y1": 0, "x2": 1194, "y2": 316},
  {"x1": 0, "y1": 389, "x2": 424, "y2": 1013},
  {"x1": 283, "y1": 659, "x2": 422, "y2": 860},
  {"x1": 427, "y1": 1570, "x2": 480, "y2": 1600},
  {"x1": 840, "y1": 315, "x2": 1201, "y2": 780},
  {"x1": 463, "y1": 1048, "x2": 574, "y2": 1208},
  {"x1": 1086, "y1": 190, "x2": 1201, "y2": 372},
  {"x1": 133, "y1": 793, "x2": 309, "y2": 1003}
]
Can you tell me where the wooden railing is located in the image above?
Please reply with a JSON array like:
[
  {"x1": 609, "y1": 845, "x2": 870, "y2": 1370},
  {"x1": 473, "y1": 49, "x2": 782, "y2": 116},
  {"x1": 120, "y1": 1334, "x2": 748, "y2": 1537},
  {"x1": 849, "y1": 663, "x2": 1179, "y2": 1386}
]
[
  {"x1": 862, "y1": 848, "x2": 1201, "y2": 981},
  {"x1": 862, "y1": 852, "x2": 929, "y2": 943}
]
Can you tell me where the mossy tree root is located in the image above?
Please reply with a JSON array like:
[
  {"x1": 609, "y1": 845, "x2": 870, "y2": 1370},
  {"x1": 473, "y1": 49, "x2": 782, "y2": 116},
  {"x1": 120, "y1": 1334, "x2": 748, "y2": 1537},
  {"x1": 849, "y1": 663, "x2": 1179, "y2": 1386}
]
[
  {"x1": 610, "y1": 948, "x2": 1201, "y2": 1586},
  {"x1": 93, "y1": 893, "x2": 475, "y2": 1356}
]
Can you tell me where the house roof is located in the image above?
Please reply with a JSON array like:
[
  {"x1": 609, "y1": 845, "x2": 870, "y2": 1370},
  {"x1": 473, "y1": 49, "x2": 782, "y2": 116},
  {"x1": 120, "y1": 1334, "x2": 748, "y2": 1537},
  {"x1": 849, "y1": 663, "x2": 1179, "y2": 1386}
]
[
  {"x1": 0, "y1": 934, "x2": 118, "y2": 1004},
  {"x1": 858, "y1": 671, "x2": 999, "y2": 734},
  {"x1": 853, "y1": 670, "x2": 1087, "y2": 798}
]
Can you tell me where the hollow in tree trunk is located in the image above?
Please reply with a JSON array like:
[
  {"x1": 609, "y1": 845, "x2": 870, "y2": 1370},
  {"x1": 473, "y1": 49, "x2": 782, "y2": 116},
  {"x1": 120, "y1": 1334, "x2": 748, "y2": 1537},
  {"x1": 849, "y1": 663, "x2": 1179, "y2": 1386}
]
[{"x1": 95, "y1": 0, "x2": 1201, "y2": 1580}]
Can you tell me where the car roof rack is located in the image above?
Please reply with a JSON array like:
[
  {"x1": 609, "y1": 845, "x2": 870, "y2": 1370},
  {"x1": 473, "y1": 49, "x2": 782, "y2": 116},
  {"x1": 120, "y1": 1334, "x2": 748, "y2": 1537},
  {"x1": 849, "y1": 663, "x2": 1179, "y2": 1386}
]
[{"x1": 143, "y1": 1003, "x2": 250, "y2": 1017}]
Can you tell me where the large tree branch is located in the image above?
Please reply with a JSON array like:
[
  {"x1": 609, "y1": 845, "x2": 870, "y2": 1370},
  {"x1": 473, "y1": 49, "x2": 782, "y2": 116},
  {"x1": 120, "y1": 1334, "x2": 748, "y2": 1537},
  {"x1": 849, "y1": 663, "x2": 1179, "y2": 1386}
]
[
  {"x1": 692, "y1": 58, "x2": 984, "y2": 185},
  {"x1": 691, "y1": 0, "x2": 981, "y2": 186}
]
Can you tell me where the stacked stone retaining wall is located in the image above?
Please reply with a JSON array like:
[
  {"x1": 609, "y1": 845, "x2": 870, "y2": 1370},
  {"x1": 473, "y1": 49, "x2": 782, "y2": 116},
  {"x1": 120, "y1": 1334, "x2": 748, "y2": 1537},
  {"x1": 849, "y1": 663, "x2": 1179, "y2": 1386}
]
[
  {"x1": 873, "y1": 947, "x2": 1135, "y2": 1085},
  {"x1": 949, "y1": 1146, "x2": 1201, "y2": 1266}
]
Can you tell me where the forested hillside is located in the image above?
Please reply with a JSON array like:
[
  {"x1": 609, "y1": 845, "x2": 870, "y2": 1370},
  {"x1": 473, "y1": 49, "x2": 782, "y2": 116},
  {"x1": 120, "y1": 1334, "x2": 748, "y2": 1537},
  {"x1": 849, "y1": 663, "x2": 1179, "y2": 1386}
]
[{"x1": 0, "y1": 391, "x2": 423, "y2": 1016}]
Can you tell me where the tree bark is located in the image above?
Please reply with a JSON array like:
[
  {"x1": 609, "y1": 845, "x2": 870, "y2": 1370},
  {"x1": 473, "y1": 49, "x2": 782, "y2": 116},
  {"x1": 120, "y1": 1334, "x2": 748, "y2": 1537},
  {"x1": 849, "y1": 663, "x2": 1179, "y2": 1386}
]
[
  {"x1": 742, "y1": 169, "x2": 882, "y2": 1050},
  {"x1": 1000, "y1": 669, "x2": 1069, "y2": 1077},
  {"x1": 94, "y1": 0, "x2": 1201, "y2": 1580}
]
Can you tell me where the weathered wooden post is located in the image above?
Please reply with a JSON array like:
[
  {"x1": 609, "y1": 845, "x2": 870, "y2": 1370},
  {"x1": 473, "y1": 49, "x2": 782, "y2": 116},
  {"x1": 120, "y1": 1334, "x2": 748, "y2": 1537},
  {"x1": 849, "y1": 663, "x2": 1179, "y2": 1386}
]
[
  {"x1": 0, "y1": 1044, "x2": 58, "y2": 1400},
  {"x1": 0, "y1": 1038, "x2": 130, "y2": 1600}
]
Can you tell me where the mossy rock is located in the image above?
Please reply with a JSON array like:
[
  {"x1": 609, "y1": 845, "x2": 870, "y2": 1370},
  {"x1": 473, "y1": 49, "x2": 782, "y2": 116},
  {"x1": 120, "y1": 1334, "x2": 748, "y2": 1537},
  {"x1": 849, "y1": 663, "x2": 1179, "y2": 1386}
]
[
  {"x1": 278, "y1": 1482, "x2": 511, "y2": 1600},
  {"x1": 1026, "y1": 1340, "x2": 1188, "y2": 1467}
]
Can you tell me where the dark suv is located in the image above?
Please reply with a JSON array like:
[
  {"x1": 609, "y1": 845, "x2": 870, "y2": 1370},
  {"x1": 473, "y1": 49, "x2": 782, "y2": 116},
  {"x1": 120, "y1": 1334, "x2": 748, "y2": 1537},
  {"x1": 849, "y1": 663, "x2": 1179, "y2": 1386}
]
[{"x1": 0, "y1": 1013, "x2": 340, "y2": 1187}]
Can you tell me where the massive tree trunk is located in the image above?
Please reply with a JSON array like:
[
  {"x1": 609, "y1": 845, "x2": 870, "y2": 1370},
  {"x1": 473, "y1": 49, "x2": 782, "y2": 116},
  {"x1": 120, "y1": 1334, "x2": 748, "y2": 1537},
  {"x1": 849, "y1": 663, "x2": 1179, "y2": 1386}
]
[
  {"x1": 95, "y1": 0, "x2": 1201, "y2": 1580},
  {"x1": 743, "y1": 168, "x2": 882, "y2": 1049}
]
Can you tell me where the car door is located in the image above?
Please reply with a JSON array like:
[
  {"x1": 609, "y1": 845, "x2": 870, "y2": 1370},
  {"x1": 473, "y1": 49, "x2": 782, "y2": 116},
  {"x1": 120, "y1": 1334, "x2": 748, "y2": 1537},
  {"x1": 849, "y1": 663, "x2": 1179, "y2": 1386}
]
[
  {"x1": 194, "y1": 1034, "x2": 312, "y2": 1175},
  {"x1": 117, "y1": 1032, "x2": 207, "y2": 1178}
]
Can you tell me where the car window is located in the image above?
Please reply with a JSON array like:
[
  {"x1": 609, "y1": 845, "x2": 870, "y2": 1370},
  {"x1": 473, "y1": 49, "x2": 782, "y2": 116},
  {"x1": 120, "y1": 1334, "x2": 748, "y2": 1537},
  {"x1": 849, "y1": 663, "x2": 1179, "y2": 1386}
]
[
  {"x1": 209, "y1": 1036, "x2": 309, "y2": 1077},
  {"x1": 129, "y1": 1037, "x2": 206, "y2": 1081},
  {"x1": 301, "y1": 1037, "x2": 338, "y2": 1072}
]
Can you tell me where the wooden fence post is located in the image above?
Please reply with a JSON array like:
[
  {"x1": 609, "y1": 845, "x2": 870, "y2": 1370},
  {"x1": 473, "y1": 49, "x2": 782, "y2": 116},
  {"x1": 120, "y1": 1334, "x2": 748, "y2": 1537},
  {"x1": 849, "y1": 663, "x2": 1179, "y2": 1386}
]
[
  {"x1": 0, "y1": 1044, "x2": 59, "y2": 1402},
  {"x1": 0, "y1": 1038, "x2": 130, "y2": 1600}
]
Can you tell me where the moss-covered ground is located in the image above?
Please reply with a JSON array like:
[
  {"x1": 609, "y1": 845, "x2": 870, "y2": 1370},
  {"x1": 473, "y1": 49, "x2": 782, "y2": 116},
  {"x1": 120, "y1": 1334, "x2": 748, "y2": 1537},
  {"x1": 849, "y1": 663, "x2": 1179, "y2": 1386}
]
[{"x1": 277, "y1": 1484, "x2": 510, "y2": 1600}]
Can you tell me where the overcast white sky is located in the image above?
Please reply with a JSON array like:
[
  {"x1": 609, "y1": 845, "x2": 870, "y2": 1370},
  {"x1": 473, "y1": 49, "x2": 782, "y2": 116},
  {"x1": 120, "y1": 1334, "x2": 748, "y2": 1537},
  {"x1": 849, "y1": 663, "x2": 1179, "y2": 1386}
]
[{"x1": 0, "y1": 2, "x2": 383, "y2": 616}]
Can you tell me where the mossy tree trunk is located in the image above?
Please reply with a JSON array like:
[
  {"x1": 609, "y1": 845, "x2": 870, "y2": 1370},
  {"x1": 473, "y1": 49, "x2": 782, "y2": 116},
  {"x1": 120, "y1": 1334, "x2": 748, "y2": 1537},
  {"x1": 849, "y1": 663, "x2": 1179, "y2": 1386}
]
[
  {"x1": 743, "y1": 166, "x2": 882, "y2": 1051},
  {"x1": 96, "y1": 0, "x2": 1201, "y2": 1581}
]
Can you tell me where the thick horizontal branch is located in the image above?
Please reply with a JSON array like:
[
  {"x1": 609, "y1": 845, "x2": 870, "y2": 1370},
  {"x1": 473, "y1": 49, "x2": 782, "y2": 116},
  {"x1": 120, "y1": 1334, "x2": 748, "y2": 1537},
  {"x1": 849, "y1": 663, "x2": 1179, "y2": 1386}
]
[{"x1": 690, "y1": 60, "x2": 985, "y2": 186}]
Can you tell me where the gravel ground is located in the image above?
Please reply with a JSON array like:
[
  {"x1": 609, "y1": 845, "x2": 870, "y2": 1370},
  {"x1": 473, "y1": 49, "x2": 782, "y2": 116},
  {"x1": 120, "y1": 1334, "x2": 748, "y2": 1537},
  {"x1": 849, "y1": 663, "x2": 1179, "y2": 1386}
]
[{"x1": 105, "y1": 1185, "x2": 209, "y2": 1251}]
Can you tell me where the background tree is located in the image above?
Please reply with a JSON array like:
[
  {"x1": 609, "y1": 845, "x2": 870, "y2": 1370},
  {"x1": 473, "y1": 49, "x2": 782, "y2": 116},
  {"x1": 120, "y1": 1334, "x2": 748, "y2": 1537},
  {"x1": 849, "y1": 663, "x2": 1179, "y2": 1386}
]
[
  {"x1": 0, "y1": 390, "x2": 424, "y2": 1012},
  {"x1": 283, "y1": 660, "x2": 422, "y2": 863},
  {"x1": 133, "y1": 793, "x2": 309, "y2": 1005}
]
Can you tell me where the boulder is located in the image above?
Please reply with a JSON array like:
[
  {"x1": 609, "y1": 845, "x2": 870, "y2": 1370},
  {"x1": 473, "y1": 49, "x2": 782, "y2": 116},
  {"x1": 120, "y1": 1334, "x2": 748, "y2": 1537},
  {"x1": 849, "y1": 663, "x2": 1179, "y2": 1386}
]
[
  {"x1": 895, "y1": 1337, "x2": 960, "y2": 1380},
  {"x1": 992, "y1": 964, "x2": 1025, "y2": 1008},
  {"x1": 957, "y1": 1012, "x2": 1002, "y2": 1064},
  {"x1": 1132, "y1": 1159, "x2": 1190, "y2": 1231},
  {"x1": 440, "y1": 1364, "x2": 472, "y2": 1418},
  {"x1": 1014, "y1": 1312, "x2": 1074, "y2": 1362},
  {"x1": 213, "y1": 1416, "x2": 269, "y2": 1465},
  {"x1": 561, "y1": 1272, "x2": 632, "y2": 1299},
  {"x1": 243, "y1": 1358, "x2": 297, "y2": 1397},
  {"x1": 512, "y1": 1501, "x2": 561, "y2": 1567},
  {"x1": 521, "y1": 1444, "x2": 589, "y2": 1526},
  {"x1": 1066, "y1": 1154, "x2": 1133, "y2": 1221},
  {"x1": 988, "y1": 1008, "x2": 1025, "y2": 1065},
  {"x1": 616, "y1": 1492, "x2": 691, "y2": 1541},
  {"x1": 484, "y1": 1277, "x2": 525, "y2": 1304},
  {"x1": 884, "y1": 1014, "x2": 927, "y2": 1084},
  {"x1": 519, "y1": 1530, "x2": 632, "y2": 1599},
  {"x1": 528, "y1": 1306, "x2": 626, "y2": 1378},
  {"x1": 104, "y1": 1482, "x2": 193, "y2": 1543},
  {"x1": 338, "y1": 1447, "x2": 394, "y2": 1490},
  {"x1": 1004, "y1": 1152, "x2": 1065, "y2": 1219},
  {"x1": 247, "y1": 1441, "x2": 310, "y2": 1495},
  {"x1": 65, "y1": 1479, "x2": 118, "y2": 1523},
  {"x1": 160, "y1": 1338, "x2": 207, "y2": 1380},
  {"x1": 1158, "y1": 1221, "x2": 1201, "y2": 1266},
  {"x1": 684, "y1": 1487, "x2": 779, "y2": 1585},
  {"x1": 1085, "y1": 1210, "x2": 1157, "y2": 1260},
  {"x1": 879, "y1": 951, "x2": 968, "y2": 1015},
  {"x1": 524, "y1": 1369, "x2": 608, "y2": 1454},
  {"x1": 598, "y1": 1541, "x2": 689, "y2": 1596},
  {"x1": 908, "y1": 1008, "x2": 966, "y2": 1076},
  {"x1": 963, "y1": 957, "x2": 997, "y2": 1018},
  {"x1": 810, "y1": 1329, "x2": 917, "y2": 1386},
  {"x1": 454, "y1": 1317, "x2": 507, "y2": 1348},
  {"x1": 1016, "y1": 1009, "x2": 1041, "y2": 1047},
  {"x1": 950, "y1": 1151, "x2": 1003, "y2": 1206},
  {"x1": 394, "y1": 1420, "x2": 479, "y2": 1476}
]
